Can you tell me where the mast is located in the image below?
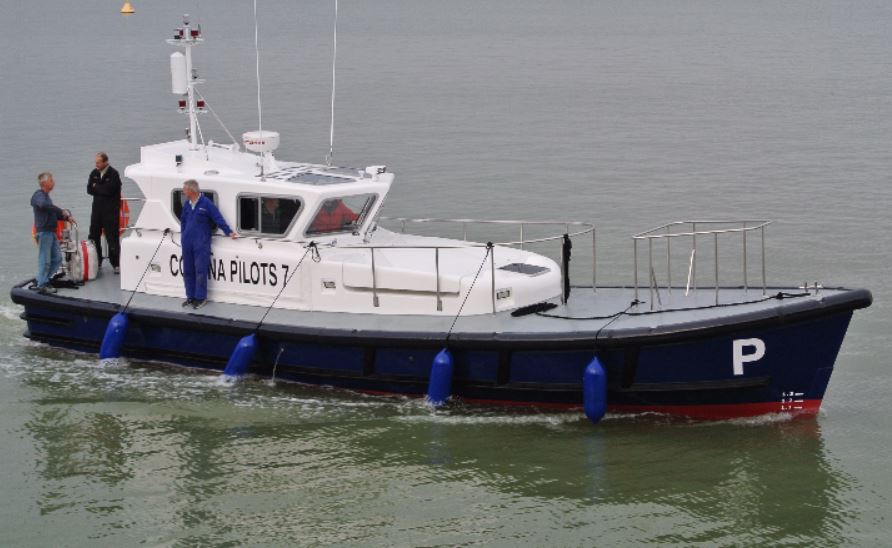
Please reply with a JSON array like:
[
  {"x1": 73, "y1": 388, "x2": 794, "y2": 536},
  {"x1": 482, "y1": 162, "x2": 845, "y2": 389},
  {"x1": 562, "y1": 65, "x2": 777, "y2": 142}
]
[{"x1": 167, "y1": 15, "x2": 205, "y2": 151}]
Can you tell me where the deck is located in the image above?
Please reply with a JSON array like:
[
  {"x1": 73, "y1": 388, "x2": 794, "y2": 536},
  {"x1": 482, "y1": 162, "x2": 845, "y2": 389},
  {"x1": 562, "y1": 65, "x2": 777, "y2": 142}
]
[{"x1": 17, "y1": 266, "x2": 872, "y2": 348}]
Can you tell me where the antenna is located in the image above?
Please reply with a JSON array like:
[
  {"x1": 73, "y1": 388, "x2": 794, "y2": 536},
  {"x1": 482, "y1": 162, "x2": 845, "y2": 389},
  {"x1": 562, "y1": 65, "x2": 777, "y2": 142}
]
[
  {"x1": 253, "y1": 0, "x2": 265, "y2": 177},
  {"x1": 326, "y1": 0, "x2": 339, "y2": 166},
  {"x1": 242, "y1": 0, "x2": 279, "y2": 177}
]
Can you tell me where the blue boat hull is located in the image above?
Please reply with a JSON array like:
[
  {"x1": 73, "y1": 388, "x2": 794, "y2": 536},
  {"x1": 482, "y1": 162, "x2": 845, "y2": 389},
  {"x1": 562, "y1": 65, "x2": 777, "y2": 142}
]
[{"x1": 12, "y1": 282, "x2": 869, "y2": 419}]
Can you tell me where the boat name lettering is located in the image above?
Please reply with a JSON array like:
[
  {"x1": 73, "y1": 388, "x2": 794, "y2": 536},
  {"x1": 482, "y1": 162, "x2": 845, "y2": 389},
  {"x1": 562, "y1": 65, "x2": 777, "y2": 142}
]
[
  {"x1": 169, "y1": 254, "x2": 288, "y2": 286},
  {"x1": 732, "y1": 338, "x2": 766, "y2": 375}
]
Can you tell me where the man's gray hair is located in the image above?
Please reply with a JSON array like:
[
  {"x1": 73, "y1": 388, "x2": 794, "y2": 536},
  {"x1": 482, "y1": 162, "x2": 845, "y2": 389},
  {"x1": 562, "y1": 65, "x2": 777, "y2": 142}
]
[
  {"x1": 183, "y1": 179, "x2": 200, "y2": 192},
  {"x1": 38, "y1": 172, "x2": 53, "y2": 185},
  {"x1": 96, "y1": 152, "x2": 109, "y2": 162}
]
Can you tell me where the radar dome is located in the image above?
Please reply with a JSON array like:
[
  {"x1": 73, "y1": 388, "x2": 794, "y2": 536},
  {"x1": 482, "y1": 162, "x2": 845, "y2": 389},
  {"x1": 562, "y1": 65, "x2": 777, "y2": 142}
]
[{"x1": 242, "y1": 130, "x2": 280, "y2": 154}]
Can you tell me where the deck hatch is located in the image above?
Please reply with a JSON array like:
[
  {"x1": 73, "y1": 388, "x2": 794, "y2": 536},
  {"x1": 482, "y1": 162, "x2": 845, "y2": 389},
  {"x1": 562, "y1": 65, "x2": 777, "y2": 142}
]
[{"x1": 499, "y1": 263, "x2": 550, "y2": 276}]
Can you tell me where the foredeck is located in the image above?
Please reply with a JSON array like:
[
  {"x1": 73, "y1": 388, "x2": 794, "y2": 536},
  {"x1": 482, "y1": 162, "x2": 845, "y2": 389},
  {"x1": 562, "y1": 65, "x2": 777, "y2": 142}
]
[{"x1": 19, "y1": 270, "x2": 871, "y2": 347}]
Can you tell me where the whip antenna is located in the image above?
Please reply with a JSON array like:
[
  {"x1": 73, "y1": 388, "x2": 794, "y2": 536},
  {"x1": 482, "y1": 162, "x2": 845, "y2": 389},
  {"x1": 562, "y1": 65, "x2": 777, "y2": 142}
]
[
  {"x1": 253, "y1": 0, "x2": 265, "y2": 176},
  {"x1": 326, "y1": 0, "x2": 339, "y2": 166},
  {"x1": 242, "y1": 1, "x2": 280, "y2": 178}
]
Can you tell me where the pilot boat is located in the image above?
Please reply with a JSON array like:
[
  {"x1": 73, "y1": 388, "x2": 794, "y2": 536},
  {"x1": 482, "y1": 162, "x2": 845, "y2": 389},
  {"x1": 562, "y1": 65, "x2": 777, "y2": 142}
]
[{"x1": 10, "y1": 16, "x2": 872, "y2": 422}]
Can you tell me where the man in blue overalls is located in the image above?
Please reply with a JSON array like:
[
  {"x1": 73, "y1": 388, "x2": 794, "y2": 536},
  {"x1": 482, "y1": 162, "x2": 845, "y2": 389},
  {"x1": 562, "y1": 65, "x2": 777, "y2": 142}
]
[{"x1": 180, "y1": 179, "x2": 238, "y2": 309}]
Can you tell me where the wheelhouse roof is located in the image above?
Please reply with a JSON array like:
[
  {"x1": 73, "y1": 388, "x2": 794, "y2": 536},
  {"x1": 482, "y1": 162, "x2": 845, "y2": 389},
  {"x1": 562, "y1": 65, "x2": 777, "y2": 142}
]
[{"x1": 127, "y1": 140, "x2": 385, "y2": 189}]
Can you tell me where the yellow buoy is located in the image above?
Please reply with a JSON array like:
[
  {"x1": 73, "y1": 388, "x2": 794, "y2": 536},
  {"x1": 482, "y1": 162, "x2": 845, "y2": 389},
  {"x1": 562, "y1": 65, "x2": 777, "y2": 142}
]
[{"x1": 120, "y1": 1, "x2": 134, "y2": 15}]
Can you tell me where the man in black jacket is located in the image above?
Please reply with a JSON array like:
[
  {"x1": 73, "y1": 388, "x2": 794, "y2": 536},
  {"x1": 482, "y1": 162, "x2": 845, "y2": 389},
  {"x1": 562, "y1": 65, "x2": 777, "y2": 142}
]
[{"x1": 87, "y1": 152, "x2": 122, "y2": 274}]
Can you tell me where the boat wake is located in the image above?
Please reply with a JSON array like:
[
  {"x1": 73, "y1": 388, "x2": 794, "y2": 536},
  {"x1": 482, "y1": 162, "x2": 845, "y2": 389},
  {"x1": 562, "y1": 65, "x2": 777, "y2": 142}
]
[
  {"x1": 699, "y1": 412, "x2": 799, "y2": 427},
  {"x1": 0, "y1": 338, "x2": 815, "y2": 428},
  {"x1": 0, "y1": 304, "x2": 25, "y2": 323},
  {"x1": 396, "y1": 410, "x2": 583, "y2": 427}
]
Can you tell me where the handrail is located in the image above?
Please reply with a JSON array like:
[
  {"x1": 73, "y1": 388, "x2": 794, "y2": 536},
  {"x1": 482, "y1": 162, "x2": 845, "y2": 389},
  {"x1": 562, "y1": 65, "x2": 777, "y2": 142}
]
[
  {"x1": 382, "y1": 216, "x2": 594, "y2": 243},
  {"x1": 633, "y1": 220, "x2": 771, "y2": 309},
  {"x1": 334, "y1": 243, "x2": 495, "y2": 312},
  {"x1": 379, "y1": 216, "x2": 596, "y2": 292},
  {"x1": 383, "y1": 217, "x2": 593, "y2": 226},
  {"x1": 634, "y1": 220, "x2": 771, "y2": 239}
]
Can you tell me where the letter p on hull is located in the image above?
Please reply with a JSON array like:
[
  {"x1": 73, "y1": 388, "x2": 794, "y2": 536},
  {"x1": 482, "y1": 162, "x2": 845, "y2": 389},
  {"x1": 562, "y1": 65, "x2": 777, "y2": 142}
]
[{"x1": 733, "y1": 338, "x2": 766, "y2": 375}]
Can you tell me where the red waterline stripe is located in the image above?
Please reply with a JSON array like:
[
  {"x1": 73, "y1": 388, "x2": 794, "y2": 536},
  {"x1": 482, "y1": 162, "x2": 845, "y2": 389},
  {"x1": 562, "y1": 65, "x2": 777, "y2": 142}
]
[
  {"x1": 354, "y1": 388, "x2": 822, "y2": 419},
  {"x1": 606, "y1": 399, "x2": 822, "y2": 419},
  {"x1": 460, "y1": 398, "x2": 822, "y2": 419},
  {"x1": 456, "y1": 398, "x2": 822, "y2": 418}
]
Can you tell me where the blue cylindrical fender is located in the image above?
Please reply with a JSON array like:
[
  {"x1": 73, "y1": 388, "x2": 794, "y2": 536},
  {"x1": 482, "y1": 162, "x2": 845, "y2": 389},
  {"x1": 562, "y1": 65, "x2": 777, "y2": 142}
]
[
  {"x1": 427, "y1": 348, "x2": 454, "y2": 407},
  {"x1": 583, "y1": 356, "x2": 607, "y2": 424},
  {"x1": 99, "y1": 312, "x2": 129, "y2": 359},
  {"x1": 224, "y1": 333, "x2": 257, "y2": 377}
]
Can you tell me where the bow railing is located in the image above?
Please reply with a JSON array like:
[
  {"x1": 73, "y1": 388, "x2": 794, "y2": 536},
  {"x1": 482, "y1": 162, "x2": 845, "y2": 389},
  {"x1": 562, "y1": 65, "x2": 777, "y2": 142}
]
[{"x1": 632, "y1": 220, "x2": 771, "y2": 309}]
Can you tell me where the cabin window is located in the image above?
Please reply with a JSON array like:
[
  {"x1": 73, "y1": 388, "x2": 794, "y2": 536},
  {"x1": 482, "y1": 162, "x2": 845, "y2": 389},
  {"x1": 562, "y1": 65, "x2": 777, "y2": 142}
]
[
  {"x1": 306, "y1": 194, "x2": 377, "y2": 236},
  {"x1": 238, "y1": 194, "x2": 302, "y2": 236},
  {"x1": 172, "y1": 190, "x2": 217, "y2": 221}
]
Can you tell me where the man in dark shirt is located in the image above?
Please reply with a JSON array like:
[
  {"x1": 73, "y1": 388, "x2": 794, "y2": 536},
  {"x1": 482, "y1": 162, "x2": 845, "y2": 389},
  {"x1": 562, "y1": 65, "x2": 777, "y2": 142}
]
[
  {"x1": 87, "y1": 152, "x2": 122, "y2": 274},
  {"x1": 260, "y1": 197, "x2": 285, "y2": 233},
  {"x1": 180, "y1": 179, "x2": 238, "y2": 309},
  {"x1": 31, "y1": 172, "x2": 75, "y2": 293}
]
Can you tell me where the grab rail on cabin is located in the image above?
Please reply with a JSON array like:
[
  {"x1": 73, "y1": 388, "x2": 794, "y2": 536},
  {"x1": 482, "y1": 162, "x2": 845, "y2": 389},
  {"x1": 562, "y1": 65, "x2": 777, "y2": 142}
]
[
  {"x1": 380, "y1": 217, "x2": 596, "y2": 285},
  {"x1": 361, "y1": 217, "x2": 597, "y2": 313},
  {"x1": 632, "y1": 220, "x2": 772, "y2": 310},
  {"x1": 130, "y1": 217, "x2": 595, "y2": 315}
]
